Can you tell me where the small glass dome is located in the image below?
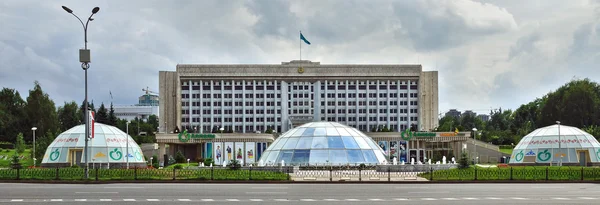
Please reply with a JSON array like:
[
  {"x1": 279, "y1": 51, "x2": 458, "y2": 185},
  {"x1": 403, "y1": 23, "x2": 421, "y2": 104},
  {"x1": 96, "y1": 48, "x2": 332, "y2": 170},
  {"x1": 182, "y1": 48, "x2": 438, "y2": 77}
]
[
  {"x1": 509, "y1": 124, "x2": 600, "y2": 164},
  {"x1": 41, "y1": 123, "x2": 146, "y2": 168},
  {"x1": 258, "y1": 122, "x2": 388, "y2": 166}
]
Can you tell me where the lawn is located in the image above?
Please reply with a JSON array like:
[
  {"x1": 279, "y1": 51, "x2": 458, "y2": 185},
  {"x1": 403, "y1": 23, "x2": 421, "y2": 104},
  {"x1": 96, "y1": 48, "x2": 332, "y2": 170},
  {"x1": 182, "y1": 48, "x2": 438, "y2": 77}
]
[
  {"x1": 164, "y1": 162, "x2": 200, "y2": 169},
  {"x1": 500, "y1": 148, "x2": 513, "y2": 155},
  {"x1": 0, "y1": 149, "x2": 34, "y2": 168}
]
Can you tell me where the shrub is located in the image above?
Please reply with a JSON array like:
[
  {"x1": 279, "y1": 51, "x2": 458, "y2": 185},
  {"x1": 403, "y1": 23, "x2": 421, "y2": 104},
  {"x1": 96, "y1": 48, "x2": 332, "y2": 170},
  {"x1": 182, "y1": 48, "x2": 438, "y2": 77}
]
[
  {"x1": 228, "y1": 159, "x2": 241, "y2": 170},
  {"x1": 203, "y1": 158, "x2": 214, "y2": 166},
  {"x1": 173, "y1": 164, "x2": 183, "y2": 169},
  {"x1": 71, "y1": 164, "x2": 80, "y2": 168},
  {"x1": 175, "y1": 151, "x2": 186, "y2": 163},
  {"x1": 458, "y1": 152, "x2": 470, "y2": 169},
  {"x1": 10, "y1": 155, "x2": 21, "y2": 169},
  {"x1": 196, "y1": 157, "x2": 204, "y2": 163}
]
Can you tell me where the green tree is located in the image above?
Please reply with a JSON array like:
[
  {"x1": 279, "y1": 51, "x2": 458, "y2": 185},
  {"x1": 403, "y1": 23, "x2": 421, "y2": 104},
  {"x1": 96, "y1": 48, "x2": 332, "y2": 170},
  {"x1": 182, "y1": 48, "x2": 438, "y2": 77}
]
[
  {"x1": 15, "y1": 133, "x2": 25, "y2": 154},
  {"x1": 0, "y1": 88, "x2": 26, "y2": 143},
  {"x1": 458, "y1": 152, "x2": 470, "y2": 169},
  {"x1": 80, "y1": 100, "x2": 96, "y2": 123},
  {"x1": 108, "y1": 103, "x2": 118, "y2": 126},
  {"x1": 175, "y1": 151, "x2": 186, "y2": 163},
  {"x1": 96, "y1": 103, "x2": 108, "y2": 124},
  {"x1": 33, "y1": 130, "x2": 56, "y2": 166},
  {"x1": 148, "y1": 114, "x2": 158, "y2": 131},
  {"x1": 58, "y1": 101, "x2": 81, "y2": 131},
  {"x1": 25, "y1": 81, "x2": 59, "y2": 144}
]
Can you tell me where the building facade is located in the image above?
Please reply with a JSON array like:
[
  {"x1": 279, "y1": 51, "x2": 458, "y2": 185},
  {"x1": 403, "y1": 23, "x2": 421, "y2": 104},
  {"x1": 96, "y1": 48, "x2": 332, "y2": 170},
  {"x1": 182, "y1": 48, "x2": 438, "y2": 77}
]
[
  {"x1": 159, "y1": 60, "x2": 438, "y2": 135},
  {"x1": 113, "y1": 105, "x2": 159, "y2": 122}
]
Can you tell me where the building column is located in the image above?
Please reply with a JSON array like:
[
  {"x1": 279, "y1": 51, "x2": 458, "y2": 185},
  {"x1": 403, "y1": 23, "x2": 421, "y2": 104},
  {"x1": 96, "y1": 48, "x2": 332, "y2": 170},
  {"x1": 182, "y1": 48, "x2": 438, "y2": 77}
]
[{"x1": 158, "y1": 143, "x2": 166, "y2": 163}]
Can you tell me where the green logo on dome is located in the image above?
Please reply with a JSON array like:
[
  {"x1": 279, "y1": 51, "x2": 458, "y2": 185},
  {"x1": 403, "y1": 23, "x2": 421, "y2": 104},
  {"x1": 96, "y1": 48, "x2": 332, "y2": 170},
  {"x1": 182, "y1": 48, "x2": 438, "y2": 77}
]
[
  {"x1": 537, "y1": 149, "x2": 551, "y2": 161},
  {"x1": 515, "y1": 150, "x2": 524, "y2": 162},
  {"x1": 596, "y1": 149, "x2": 600, "y2": 160},
  {"x1": 135, "y1": 150, "x2": 143, "y2": 161},
  {"x1": 49, "y1": 149, "x2": 60, "y2": 161},
  {"x1": 109, "y1": 148, "x2": 123, "y2": 160}
]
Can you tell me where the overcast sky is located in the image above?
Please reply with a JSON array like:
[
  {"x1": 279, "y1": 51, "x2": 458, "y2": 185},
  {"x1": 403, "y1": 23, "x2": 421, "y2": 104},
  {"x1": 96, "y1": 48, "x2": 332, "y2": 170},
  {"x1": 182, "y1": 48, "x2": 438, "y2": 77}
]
[{"x1": 1, "y1": 0, "x2": 599, "y2": 116}]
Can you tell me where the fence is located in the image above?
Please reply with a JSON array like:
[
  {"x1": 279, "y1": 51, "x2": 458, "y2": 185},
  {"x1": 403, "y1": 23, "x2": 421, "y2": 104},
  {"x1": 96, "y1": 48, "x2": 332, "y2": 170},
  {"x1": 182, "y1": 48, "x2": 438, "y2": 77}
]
[
  {"x1": 424, "y1": 166, "x2": 600, "y2": 181},
  {"x1": 0, "y1": 167, "x2": 289, "y2": 181},
  {"x1": 2, "y1": 166, "x2": 600, "y2": 182}
]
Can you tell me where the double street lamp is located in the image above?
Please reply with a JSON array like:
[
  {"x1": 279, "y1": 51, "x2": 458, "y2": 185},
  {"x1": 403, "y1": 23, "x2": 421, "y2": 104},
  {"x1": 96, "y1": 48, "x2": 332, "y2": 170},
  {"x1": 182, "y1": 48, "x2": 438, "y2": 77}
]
[{"x1": 62, "y1": 5, "x2": 100, "y2": 179}]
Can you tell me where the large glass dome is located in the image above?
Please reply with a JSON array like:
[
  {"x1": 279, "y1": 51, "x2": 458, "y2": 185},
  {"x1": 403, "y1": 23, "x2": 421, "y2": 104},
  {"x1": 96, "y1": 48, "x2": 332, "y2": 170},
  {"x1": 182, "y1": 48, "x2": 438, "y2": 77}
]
[
  {"x1": 41, "y1": 123, "x2": 146, "y2": 168},
  {"x1": 258, "y1": 122, "x2": 388, "y2": 166},
  {"x1": 509, "y1": 124, "x2": 600, "y2": 165}
]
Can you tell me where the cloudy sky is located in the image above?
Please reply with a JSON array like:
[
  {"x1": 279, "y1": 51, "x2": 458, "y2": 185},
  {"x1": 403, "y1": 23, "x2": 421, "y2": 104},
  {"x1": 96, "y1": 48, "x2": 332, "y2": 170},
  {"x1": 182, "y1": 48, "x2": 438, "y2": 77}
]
[{"x1": 1, "y1": 0, "x2": 599, "y2": 116}]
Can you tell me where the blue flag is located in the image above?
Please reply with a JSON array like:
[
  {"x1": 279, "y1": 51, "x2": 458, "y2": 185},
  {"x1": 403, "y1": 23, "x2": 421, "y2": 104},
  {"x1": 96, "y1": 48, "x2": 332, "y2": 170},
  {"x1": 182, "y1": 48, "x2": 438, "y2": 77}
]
[{"x1": 300, "y1": 33, "x2": 311, "y2": 45}]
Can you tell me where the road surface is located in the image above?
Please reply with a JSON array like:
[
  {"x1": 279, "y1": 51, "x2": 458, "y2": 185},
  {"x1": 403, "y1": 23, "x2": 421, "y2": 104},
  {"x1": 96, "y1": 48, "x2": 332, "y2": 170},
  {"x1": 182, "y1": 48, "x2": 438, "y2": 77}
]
[{"x1": 0, "y1": 183, "x2": 599, "y2": 204}]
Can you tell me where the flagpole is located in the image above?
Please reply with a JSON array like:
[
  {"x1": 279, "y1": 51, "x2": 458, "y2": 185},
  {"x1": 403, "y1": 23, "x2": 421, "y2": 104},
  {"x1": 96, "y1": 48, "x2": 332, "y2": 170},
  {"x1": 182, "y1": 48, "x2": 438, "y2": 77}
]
[{"x1": 299, "y1": 31, "x2": 302, "y2": 61}]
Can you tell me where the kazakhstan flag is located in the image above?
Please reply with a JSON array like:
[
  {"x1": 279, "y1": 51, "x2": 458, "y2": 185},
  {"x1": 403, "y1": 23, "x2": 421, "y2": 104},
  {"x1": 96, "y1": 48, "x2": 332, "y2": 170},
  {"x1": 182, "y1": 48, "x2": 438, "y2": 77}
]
[{"x1": 300, "y1": 33, "x2": 311, "y2": 45}]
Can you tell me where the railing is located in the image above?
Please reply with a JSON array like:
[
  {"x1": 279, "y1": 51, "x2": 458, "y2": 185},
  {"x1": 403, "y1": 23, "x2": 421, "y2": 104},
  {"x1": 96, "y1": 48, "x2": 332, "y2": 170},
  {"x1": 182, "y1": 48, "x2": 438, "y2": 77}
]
[{"x1": 423, "y1": 166, "x2": 600, "y2": 181}]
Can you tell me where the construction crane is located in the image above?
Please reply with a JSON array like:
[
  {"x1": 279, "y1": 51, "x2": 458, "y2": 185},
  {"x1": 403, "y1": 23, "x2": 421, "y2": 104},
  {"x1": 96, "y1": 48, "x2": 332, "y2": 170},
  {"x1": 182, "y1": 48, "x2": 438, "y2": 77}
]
[{"x1": 142, "y1": 86, "x2": 158, "y2": 95}]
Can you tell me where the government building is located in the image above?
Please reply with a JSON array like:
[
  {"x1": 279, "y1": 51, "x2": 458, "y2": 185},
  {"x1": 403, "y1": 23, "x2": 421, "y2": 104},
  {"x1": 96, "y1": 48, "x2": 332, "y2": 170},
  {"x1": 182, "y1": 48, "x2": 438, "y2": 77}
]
[{"x1": 155, "y1": 60, "x2": 443, "y2": 165}]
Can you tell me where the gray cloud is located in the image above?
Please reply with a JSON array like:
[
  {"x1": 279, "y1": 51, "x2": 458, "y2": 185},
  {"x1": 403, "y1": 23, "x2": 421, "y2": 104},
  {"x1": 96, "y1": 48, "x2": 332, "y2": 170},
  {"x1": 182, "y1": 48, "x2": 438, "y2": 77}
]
[{"x1": 0, "y1": 0, "x2": 599, "y2": 116}]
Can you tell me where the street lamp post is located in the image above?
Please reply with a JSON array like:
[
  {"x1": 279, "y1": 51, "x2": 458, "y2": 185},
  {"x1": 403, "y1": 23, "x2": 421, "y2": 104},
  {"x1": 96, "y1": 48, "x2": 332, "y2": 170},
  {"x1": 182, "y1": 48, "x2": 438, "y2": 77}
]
[
  {"x1": 62, "y1": 5, "x2": 100, "y2": 179},
  {"x1": 126, "y1": 121, "x2": 130, "y2": 169},
  {"x1": 556, "y1": 121, "x2": 562, "y2": 166},
  {"x1": 150, "y1": 157, "x2": 154, "y2": 168},
  {"x1": 32, "y1": 127, "x2": 37, "y2": 167},
  {"x1": 472, "y1": 128, "x2": 478, "y2": 164}
]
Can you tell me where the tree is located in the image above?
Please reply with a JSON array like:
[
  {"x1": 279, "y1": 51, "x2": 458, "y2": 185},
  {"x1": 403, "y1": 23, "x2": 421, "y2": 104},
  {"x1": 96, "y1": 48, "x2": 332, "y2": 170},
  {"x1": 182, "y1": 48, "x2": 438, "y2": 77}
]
[
  {"x1": 33, "y1": 130, "x2": 57, "y2": 166},
  {"x1": 80, "y1": 100, "x2": 96, "y2": 123},
  {"x1": 458, "y1": 152, "x2": 470, "y2": 169},
  {"x1": 15, "y1": 133, "x2": 25, "y2": 154},
  {"x1": 108, "y1": 103, "x2": 117, "y2": 126},
  {"x1": 175, "y1": 151, "x2": 186, "y2": 163},
  {"x1": 96, "y1": 103, "x2": 108, "y2": 124},
  {"x1": 58, "y1": 101, "x2": 81, "y2": 131},
  {"x1": 25, "y1": 81, "x2": 59, "y2": 144},
  {"x1": 147, "y1": 114, "x2": 158, "y2": 131},
  {"x1": 0, "y1": 88, "x2": 26, "y2": 142}
]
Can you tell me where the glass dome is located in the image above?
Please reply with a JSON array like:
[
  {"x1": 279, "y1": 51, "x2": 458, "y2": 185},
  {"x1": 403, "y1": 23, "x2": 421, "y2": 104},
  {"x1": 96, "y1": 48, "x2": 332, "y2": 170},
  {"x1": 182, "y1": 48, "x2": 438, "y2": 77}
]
[
  {"x1": 509, "y1": 124, "x2": 600, "y2": 164},
  {"x1": 258, "y1": 122, "x2": 388, "y2": 166},
  {"x1": 41, "y1": 123, "x2": 146, "y2": 168}
]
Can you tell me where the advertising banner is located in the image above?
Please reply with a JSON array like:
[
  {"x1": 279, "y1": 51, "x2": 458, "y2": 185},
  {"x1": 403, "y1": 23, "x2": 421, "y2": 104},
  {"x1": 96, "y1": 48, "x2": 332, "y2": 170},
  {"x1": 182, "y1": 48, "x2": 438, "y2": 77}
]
[
  {"x1": 257, "y1": 143, "x2": 263, "y2": 160},
  {"x1": 390, "y1": 141, "x2": 398, "y2": 160},
  {"x1": 245, "y1": 142, "x2": 255, "y2": 165},
  {"x1": 205, "y1": 142, "x2": 213, "y2": 159},
  {"x1": 213, "y1": 142, "x2": 223, "y2": 165},
  {"x1": 224, "y1": 142, "x2": 234, "y2": 162},
  {"x1": 378, "y1": 141, "x2": 389, "y2": 156},
  {"x1": 235, "y1": 142, "x2": 244, "y2": 165},
  {"x1": 399, "y1": 141, "x2": 407, "y2": 163}
]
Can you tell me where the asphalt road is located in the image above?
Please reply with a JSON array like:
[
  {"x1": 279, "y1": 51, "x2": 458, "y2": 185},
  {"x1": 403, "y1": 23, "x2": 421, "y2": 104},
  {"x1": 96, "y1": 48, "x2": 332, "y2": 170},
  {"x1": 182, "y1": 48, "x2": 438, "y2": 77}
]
[{"x1": 0, "y1": 183, "x2": 599, "y2": 204}]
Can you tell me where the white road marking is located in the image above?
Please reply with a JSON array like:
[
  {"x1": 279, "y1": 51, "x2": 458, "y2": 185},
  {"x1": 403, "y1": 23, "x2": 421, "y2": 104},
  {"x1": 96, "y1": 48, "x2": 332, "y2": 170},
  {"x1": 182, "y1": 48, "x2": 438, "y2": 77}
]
[
  {"x1": 201, "y1": 199, "x2": 214, "y2": 201},
  {"x1": 421, "y1": 198, "x2": 437, "y2": 200},
  {"x1": 274, "y1": 199, "x2": 289, "y2": 201},
  {"x1": 178, "y1": 199, "x2": 191, "y2": 201},
  {"x1": 249, "y1": 199, "x2": 263, "y2": 201},
  {"x1": 50, "y1": 199, "x2": 63, "y2": 202},
  {"x1": 369, "y1": 199, "x2": 384, "y2": 201},
  {"x1": 485, "y1": 197, "x2": 502, "y2": 200},
  {"x1": 74, "y1": 199, "x2": 87, "y2": 202},
  {"x1": 345, "y1": 199, "x2": 360, "y2": 201},
  {"x1": 442, "y1": 198, "x2": 459, "y2": 200},
  {"x1": 75, "y1": 192, "x2": 118, "y2": 194},
  {"x1": 463, "y1": 197, "x2": 478, "y2": 200},
  {"x1": 226, "y1": 199, "x2": 240, "y2": 201},
  {"x1": 394, "y1": 198, "x2": 409, "y2": 201},
  {"x1": 100, "y1": 199, "x2": 112, "y2": 201},
  {"x1": 300, "y1": 199, "x2": 316, "y2": 201},
  {"x1": 324, "y1": 199, "x2": 339, "y2": 201},
  {"x1": 246, "y1": 192, "x2": 287, "y2": 194},
  {"x1": 579, "y1": 197, "x2": 597, "y2": 200},
  {"x1": 553, "y1": 197, "x2": 570, "y2": 200},
  {"x1": 251, "y1": 187, "x2": 288, "y2": 189},
  {"x1": 409, "y1": 191, "x2": 450, "y2": 194},
  {"x1": 10, "y1": 199, "x2": 23, "y2": 202},
  {"x1": 123, "y1": 199, "x2": 136, "y2": 201},
  {"x1": 511, "y1": 197, "x2": 528, "y2": 200},
  {"x1": 147, "y1": 199, "x2": 160, "y2": 201}
]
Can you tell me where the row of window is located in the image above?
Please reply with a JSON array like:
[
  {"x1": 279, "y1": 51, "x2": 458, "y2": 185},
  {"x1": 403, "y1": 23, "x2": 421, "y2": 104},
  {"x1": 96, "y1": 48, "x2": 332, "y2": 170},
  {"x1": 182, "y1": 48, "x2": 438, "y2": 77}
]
[
  {"x1": 181, "y1": 83, "x2": 419, "y2": 91},
  {"x1": 183, "y1": 92, "x2": 419, "y2": 99},
  {"x1": 182, "y1": 116, "x2": 417, "y2": 124}
]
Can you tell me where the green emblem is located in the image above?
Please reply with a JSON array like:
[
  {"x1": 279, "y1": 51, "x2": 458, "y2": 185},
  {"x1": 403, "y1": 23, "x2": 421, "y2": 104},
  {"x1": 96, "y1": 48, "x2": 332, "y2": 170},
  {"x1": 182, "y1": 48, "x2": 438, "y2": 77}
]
[
  {"x1": 178, "y1": 130, "x2": 216, "y2": 142},
  {"x1": 135, "y1": 150, "x2": 143, "y2": 161},
  {"x1": 109, "y1": 148, "x2": 123, "y2": 160},
  {"x1": 401, "y1": 130, "x2": 412, "y2": 140},
  {"x1": 515, "y1": 150, "x2": 524, "y2": 162},
  {"x1": 596, "y1": 150, "x2": 600, "y2": 160},
  {"x1": 401, "y1": 130, "x2": 436, "y2": 141},
  {"x1": 537, "y1": 149, "x2": 551, "y2": 161},
  {"x1": 49, "y1": 149, "x2": 60, "y2": 161}
]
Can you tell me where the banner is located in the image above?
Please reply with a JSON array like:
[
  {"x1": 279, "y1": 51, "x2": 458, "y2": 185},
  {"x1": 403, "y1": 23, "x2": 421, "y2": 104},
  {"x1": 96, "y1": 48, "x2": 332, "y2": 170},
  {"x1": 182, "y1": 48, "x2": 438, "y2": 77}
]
[
  {"x1": 399, "y1": 141, "x2": 407, "y2": 163},
  {"x1": 224, "y1": 142, "x2": 234, "y2": 162},
  {"x1": 88, "y1": 111, "x2": 95, "y2": 139},
  {"x1": 205, "y1": 142, "x2": 213, "y2": 159},
  {"x1": 235, "y1": 142, "x2": 244, "y2": 165},
  {"x1": 245, "y1": 142, "x2": 255, "y2": 165},
  {"x1": 213, "y1": 142, "x2": 223, "y2": 165},
  {"x1": 378, "y1": 141, "x2": 389, "y2": 156},
  {"x1": 390, "y1": 141, "x2": 398, "y2": 160}
]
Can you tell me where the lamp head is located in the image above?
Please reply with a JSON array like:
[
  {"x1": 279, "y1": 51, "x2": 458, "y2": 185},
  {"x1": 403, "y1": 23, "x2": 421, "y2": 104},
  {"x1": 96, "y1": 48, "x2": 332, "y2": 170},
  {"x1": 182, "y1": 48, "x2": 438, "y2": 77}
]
[
  {"x1": 472, "y1": 128, "x2": 477, "y2": 132},
  {"x1": 62, "y1": 6, "x2": 73, "y2": 13},
  {"x1": 92, "y1": 7, "x2": 100, "y2": 14},
  {"x1": 32, "y1": 127, "x2": 37, "y2": 131},
  {"x1": 556, "y1": 121, "x2": 561, "y2": 124}
]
